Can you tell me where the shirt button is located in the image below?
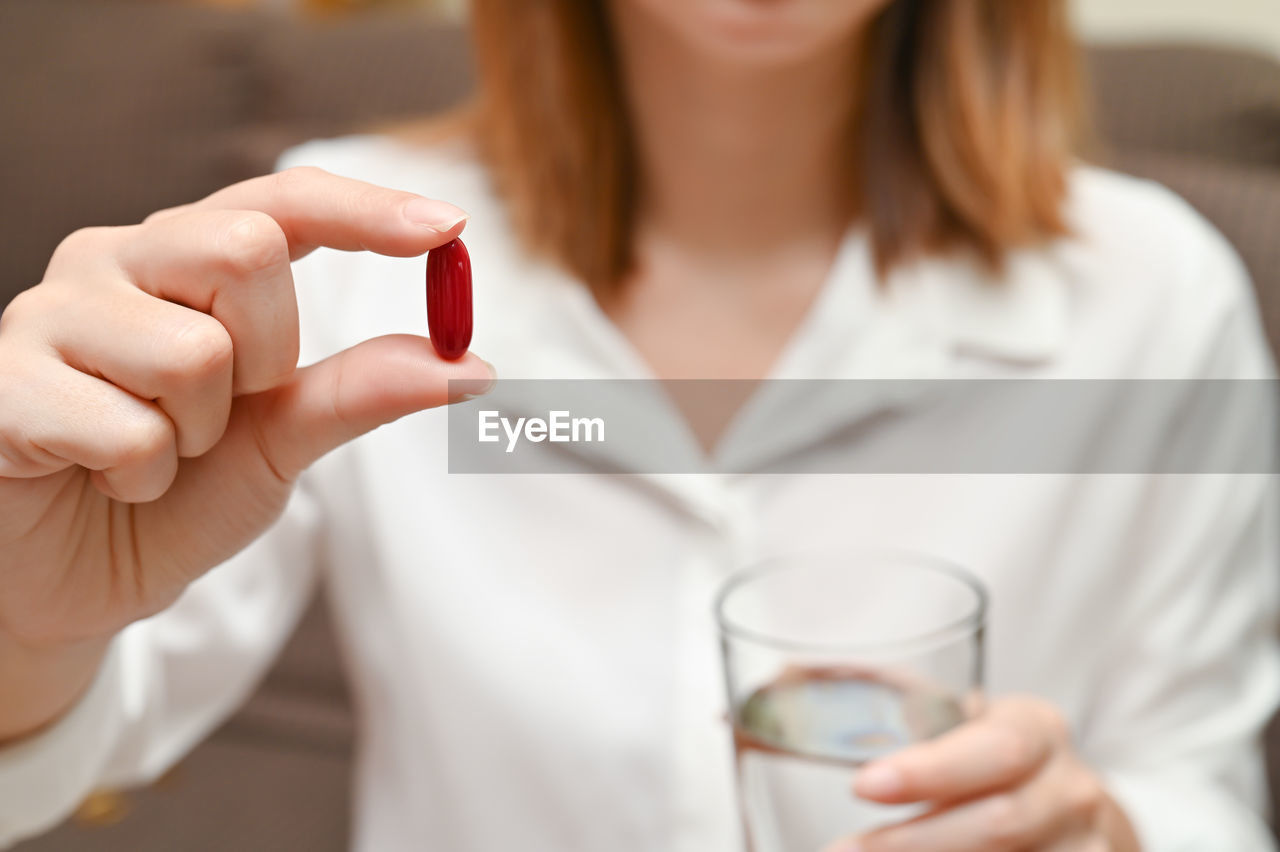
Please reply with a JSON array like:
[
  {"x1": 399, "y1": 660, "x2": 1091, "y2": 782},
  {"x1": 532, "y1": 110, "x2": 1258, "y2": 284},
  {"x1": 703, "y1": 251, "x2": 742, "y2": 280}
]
[{"x1": 73, "y1": 790, "x2": 131, "y2": 827}]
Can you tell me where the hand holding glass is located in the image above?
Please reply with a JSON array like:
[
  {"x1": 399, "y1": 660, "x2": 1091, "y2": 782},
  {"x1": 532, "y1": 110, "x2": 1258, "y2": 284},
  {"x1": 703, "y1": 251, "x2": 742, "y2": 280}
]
[{"x1": 716, "y1": 553, "x2": 988, "y2": 851}]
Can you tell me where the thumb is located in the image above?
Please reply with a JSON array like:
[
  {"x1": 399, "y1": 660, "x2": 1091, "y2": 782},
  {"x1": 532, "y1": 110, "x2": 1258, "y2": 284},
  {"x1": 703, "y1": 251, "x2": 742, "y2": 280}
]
[{"x1": 250, "y1": 334, "x2": 494, "y2": 480}]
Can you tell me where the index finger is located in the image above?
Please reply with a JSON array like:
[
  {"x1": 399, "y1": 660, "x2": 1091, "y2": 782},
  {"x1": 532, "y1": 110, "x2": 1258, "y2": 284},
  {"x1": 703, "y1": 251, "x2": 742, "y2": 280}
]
[
  {"x1": 853, "y1": 698, "x2": 1059, "y2": 805},
  {"x1": 175, "y1": 166, "x2": 469, "y2": 260}
]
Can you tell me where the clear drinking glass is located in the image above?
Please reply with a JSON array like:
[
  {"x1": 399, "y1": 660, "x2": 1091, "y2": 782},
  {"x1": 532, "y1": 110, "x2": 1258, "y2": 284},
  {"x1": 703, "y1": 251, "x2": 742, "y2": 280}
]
[{"x1": 716, "y1": 552, "x2": 988, "y2": 851}]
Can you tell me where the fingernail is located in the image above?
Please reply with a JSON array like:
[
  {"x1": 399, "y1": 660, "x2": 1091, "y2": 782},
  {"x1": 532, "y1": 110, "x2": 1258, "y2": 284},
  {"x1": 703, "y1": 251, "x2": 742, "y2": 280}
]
[
  {"x1": 856, "y1": 763, "x2": 905, "y2": 799},
  {"x1": 447, "y1": 360, "x2": 496, "y2": 403},
  {"x1": 404, "y1": 197, "x2": 469, "y2": 233}
]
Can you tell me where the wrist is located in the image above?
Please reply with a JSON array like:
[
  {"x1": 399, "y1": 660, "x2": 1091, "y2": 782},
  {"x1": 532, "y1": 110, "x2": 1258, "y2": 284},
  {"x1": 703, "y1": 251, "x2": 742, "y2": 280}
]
[{"x1": 0, "y1": 628, "x2": 110, "y2": 745}]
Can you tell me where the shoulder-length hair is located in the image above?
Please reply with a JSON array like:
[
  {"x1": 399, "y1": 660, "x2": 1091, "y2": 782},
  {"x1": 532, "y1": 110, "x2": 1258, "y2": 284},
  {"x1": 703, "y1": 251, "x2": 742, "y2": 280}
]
[{"x1": 468, "y1": 0, "x2": 1085, "y2": 295}]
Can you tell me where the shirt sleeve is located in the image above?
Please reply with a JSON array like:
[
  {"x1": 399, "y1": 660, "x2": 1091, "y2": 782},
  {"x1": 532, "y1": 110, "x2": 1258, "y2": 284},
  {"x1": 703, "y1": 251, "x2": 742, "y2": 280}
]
[
  {"x1": 1085, "y1": 219, "x2": 1280, "y2": 851},
  {"x1": 0, "y1": 481, "x2": 323, "y2": 849},
  {"x1": 1096, "y1": 472, "x2": 1280, "y2": 851}
]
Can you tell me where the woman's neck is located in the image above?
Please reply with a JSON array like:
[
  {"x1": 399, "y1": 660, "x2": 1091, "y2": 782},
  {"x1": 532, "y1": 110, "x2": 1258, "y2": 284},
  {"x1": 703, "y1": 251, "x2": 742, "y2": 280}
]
[{"x1": 610, "y1": 5, "x2": 861, "y2": 261}]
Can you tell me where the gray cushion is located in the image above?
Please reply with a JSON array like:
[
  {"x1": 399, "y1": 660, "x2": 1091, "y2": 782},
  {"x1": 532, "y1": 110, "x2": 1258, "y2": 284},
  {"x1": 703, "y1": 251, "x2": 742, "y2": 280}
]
[
  {"x1": 255, "y1": 11, "x2": 474, "y2": 135},
  {"x1": 15, "y1": 736, "x2": 350, "y2": 852},
  {"x1": 0, "y1": 0, "x2": 259, "y2": 301},
  {"x1": 1089, "y1": 45, "x2": 1280, "y2": 168}
]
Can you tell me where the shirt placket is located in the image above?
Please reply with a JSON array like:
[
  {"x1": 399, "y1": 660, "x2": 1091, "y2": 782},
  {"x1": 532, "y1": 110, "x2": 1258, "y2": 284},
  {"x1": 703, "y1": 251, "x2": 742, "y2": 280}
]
[{"x1": 668, "y1": 478, "x2": 761, "y2": 852}]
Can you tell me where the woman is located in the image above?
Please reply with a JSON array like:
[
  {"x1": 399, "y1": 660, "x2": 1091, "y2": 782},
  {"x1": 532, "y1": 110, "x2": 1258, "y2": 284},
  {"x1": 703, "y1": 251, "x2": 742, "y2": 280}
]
[{"x1": 0, "y1": 0, "x2": 1275, "y2": 849}]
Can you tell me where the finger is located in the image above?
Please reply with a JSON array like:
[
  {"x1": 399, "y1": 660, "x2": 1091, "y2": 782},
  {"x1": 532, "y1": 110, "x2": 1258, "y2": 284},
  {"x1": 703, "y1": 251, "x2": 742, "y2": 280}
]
[
  {"x1": 187, "y1": 166, "x2": 468, "y2": 259},
  {"x1": 244, "y1": 334, "x2": 494, "y2": 482},
  {"x1": 1043, "y1": 832, "x2": 1110, "y2": 852},
  {"x1": 116, "y1": 208, "x2": 299, "y2": 395},
  {"x1": 0, "y1": 360, "x2": 177, "y2": 502},
  {"x1": 854, "y1": 797, "x2": 1038, "y2": 852},
  {"x1": 142, "y1": 203, "x2": 194, "y2": 225},
  {"x1": 855, "y1": 698, "x2": 1060, "y2": 805},
  {"x1": 856, "y1": 766, "x2": 1077, "y2": 852},
  {"x1": 44, "y1": 285, "x2": 233, "y2": 457}
]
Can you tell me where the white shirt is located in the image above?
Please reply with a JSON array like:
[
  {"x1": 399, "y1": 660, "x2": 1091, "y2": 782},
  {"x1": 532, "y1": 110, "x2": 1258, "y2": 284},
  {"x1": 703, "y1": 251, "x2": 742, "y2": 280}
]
[{"x1": 1, "y1": 136, "x2": 1277, "y2": 851}]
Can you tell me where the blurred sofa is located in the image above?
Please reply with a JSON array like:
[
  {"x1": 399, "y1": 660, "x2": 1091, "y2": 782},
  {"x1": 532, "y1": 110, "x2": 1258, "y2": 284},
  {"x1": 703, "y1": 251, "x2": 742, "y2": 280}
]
[{"x1": 2, "y1": 1, "x2": 1279, "y2": 849}]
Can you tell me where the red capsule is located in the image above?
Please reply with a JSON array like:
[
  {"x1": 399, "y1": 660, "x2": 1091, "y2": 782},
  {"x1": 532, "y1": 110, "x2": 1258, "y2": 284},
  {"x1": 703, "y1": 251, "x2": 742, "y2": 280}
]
[{"x1": 426, "y1": 237, "x2": 473, "y2": 361}]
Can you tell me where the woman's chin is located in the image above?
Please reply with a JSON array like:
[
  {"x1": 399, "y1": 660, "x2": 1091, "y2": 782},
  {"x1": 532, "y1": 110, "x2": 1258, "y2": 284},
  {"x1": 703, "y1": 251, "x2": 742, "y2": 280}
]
[{"x1": 630, "y1": 0, "x2": 884, "y2": 68}]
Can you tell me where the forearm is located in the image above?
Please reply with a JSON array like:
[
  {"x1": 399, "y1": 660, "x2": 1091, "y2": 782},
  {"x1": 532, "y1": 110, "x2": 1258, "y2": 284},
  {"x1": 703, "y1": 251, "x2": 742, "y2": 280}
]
[{"x1": 0, "y1": 631, "x2": 109, "y2": 745}]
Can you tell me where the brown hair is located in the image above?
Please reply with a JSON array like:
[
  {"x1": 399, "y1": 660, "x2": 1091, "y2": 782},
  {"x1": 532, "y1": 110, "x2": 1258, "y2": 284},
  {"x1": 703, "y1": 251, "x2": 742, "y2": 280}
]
[{"x1": 468, "y1": 0, "x2": 1085, "y2": 293}]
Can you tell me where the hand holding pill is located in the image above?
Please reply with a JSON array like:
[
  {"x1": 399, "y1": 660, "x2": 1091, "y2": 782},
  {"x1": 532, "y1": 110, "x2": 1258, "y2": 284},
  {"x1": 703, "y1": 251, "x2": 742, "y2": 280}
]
[{"x1": 0, "y1": 168, "x2": 492, "y2": 741}]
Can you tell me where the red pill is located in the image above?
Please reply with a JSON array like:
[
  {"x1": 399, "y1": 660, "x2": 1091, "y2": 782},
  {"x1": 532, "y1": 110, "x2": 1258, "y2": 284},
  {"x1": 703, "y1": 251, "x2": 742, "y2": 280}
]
[{"x1": 426, "y1": 237, "x2": 473, "y2": 361}]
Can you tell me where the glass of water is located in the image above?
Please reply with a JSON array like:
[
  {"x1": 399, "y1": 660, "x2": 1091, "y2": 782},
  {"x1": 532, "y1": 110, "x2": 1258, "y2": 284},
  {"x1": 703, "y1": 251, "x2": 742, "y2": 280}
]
[{"x1": 716, "y1": 551, "x2": 987, "y2": 851}]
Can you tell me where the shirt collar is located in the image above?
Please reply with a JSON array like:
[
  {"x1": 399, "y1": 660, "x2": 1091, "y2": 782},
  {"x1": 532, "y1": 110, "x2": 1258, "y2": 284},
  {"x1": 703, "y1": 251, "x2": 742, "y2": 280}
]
[{"x1": 884, "y1": 237, "x2": 1073, "y2": 367}]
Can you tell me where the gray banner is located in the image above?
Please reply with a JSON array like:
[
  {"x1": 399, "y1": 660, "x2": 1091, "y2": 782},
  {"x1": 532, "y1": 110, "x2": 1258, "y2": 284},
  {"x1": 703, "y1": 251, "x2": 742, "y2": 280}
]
[{"x1": 446, "y1": 379, "x2": 1279, "y2": 474}]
